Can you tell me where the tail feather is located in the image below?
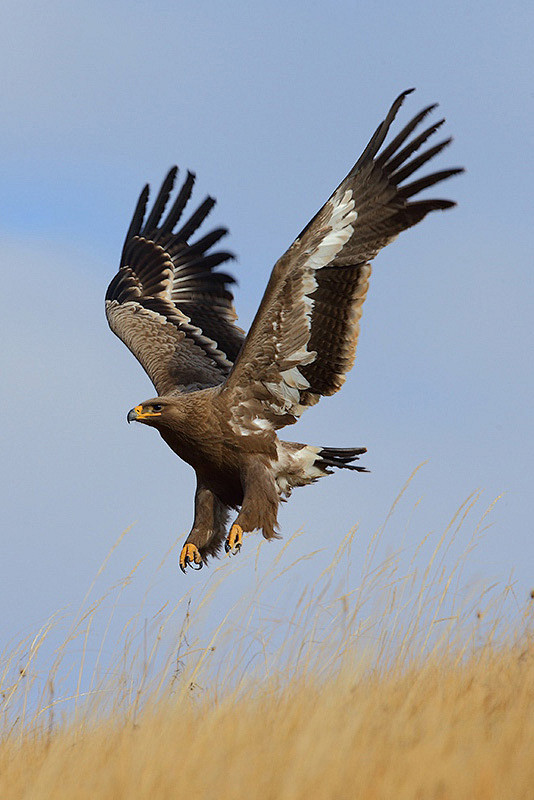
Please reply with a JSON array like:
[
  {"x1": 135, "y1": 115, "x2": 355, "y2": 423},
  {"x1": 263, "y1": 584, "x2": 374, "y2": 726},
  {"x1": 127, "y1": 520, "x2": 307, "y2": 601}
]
[
  {"x1": 316, "y1": 446, "x2": 369, "y2": 473},
  {"x1": 275, "y1": 441, "x2": 369, "y2": 500}
]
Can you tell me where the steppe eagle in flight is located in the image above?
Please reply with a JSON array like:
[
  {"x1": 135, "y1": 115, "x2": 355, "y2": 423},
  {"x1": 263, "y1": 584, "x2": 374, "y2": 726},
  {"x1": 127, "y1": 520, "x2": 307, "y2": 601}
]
[{"x1": 106, "y1": 89, "x2": 462, "y2": 572}]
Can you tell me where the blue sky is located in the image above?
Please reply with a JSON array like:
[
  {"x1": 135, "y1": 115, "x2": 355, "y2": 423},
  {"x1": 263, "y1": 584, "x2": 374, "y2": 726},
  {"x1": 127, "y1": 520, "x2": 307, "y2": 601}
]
[{"x1": 1, "y1": 0, "x2": 533, "y2": 671}]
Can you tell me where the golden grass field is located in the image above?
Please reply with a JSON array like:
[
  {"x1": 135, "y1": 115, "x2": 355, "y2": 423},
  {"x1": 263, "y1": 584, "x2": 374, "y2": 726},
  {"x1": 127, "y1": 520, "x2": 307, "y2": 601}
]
[{"x1": 1, "y1": 480, "x2": 533, "y2": 799}]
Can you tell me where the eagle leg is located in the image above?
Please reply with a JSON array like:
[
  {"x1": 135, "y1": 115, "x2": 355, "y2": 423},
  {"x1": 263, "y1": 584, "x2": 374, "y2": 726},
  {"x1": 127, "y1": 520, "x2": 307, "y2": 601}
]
[
  {"x1": 224, "y1": 523, "x2": 243, "y2": 554},
  {"x1": 179, "y1": 479, "x2": 231, "y2": 572},
  {"x1": 224, "y1": 458, "x2": 281, "y2": 556}
]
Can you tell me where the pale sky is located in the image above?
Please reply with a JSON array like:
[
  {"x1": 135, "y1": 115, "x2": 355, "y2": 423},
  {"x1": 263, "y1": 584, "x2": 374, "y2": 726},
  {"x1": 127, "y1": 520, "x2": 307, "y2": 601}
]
[{"x1": 1, "y1": 0, "x2": 533, "y2": 681}]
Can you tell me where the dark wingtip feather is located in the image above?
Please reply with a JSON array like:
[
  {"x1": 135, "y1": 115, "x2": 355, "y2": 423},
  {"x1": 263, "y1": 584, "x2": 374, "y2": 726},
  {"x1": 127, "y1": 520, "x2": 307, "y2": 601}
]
[
  {"x1": 185, "y1": 227, "x2": 229, "y2": 259},
  {"x1": 158, "y1": 170, "x2": 196, "y2": 236},
  {"x1": 142, "y1": 167, "x2": 178, "y2": 233},
  {"x1": 398, "y1": 87, "x2": 416, "y2": 101},
  {"x1": 429, "y1": 199, "x2": 457, "y2": 210},
  {"x1": 383, "y1": 119, "x2": 446, "y2": 174},
  {"x1": 399, "y1": 167, "x2": 464, "y2": 199},
  {"x1": 121, "y1": 183, "x2": 150, "y2": 262},
  {"x1": 391, "y1": 137, "x2": 453, "y2": 185},
  {"x1": 175, "y1": 196, "x2": 217, "y2": 241},
  {"x1": 376, "y1": 105, "x2": 440, "y2": 168},
  {"x1": 394, "y1": 196, "x2": 458, "y2": 229},
  {"x1": 353, "y1": 88, "x2": 416, "y2": 172}
]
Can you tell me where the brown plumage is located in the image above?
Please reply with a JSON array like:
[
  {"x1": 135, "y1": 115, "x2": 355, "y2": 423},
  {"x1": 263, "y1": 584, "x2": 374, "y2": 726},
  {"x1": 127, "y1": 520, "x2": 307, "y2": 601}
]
[{"x1": 106, "y1": 89, "x2": 463, "y2": 572}]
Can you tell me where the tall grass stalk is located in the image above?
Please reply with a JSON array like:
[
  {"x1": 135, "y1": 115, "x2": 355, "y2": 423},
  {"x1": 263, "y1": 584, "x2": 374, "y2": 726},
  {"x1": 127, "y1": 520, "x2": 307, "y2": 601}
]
[{"x1": 1, "y1": 481, "x2": 532, "y2": 799}]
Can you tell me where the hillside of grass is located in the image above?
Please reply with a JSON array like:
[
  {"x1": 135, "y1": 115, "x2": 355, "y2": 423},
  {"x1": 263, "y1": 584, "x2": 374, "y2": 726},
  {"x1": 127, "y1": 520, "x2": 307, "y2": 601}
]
[
  {"x1": 2, "y1": 640, "x2": 533, "y2": 799},
  {"x1": 1, "y1": 484, "x2": 533, "y2": 799}
]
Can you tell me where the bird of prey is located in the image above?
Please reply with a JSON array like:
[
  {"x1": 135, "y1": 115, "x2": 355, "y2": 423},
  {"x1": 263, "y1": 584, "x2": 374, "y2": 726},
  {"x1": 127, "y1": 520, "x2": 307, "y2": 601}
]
[{"x1": 106, "y1": 89, "x2": 462, "y2": 572}]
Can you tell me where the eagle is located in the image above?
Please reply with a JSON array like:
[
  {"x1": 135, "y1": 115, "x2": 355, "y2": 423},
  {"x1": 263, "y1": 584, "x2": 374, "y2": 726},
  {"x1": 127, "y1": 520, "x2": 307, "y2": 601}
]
[{"x1": 106, "y1": 89, "x2": 462, "y2": 572}]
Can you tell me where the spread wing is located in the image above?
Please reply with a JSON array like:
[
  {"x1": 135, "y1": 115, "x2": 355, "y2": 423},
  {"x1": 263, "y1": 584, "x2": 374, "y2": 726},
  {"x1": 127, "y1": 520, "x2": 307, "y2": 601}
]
[
  {"x1": 220, "y1": 89, "x2": 463, "y2": 434},
  {"x1": 106, "y1": 168, "x2": 245, "y2": 396}
]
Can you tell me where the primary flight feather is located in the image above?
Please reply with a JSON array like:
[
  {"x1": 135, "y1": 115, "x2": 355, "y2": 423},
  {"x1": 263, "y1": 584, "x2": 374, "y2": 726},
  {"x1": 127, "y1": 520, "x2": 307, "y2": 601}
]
[{"x1": 106, "y1": 89, "x2": 463, "y2": 572}]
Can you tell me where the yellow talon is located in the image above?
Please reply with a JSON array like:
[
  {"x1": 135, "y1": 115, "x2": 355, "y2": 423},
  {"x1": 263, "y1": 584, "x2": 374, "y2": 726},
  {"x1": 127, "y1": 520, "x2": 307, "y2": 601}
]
[
  {"x1": 225, "y1": 523, "x2": 243, "y2": 554},
  {"x1": 179, "y1": 543, "x2": 203, "y2": 573}
]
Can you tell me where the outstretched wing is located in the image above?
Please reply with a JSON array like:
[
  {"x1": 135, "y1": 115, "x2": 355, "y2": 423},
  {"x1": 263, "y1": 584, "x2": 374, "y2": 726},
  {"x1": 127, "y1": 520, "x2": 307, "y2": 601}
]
[
  {"x1": 106, "y1": 168, "x2": 245, "y2": 396},
  {"x1": 220, "y1": 89, "x2": 463, "y2": 434}
]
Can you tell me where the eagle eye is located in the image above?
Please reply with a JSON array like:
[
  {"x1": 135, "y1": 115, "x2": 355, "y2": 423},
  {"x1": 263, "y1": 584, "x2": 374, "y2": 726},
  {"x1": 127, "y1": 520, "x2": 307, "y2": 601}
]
[{"x1": 152, "y1": 404, "x2": 163, "y2": 412}]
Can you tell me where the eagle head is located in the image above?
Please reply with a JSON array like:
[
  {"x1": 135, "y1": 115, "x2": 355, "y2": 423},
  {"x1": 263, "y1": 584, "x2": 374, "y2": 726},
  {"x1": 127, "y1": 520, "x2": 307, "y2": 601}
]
[{"x1": 127, "y1": 398, "x2": 169, "y2": 427}]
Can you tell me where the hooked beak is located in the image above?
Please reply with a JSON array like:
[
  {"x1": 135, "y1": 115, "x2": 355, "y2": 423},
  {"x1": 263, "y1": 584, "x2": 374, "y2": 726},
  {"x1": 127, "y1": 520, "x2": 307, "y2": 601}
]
[{"x1": 127, "y1": 406, "x2": 140, "y2": 424}]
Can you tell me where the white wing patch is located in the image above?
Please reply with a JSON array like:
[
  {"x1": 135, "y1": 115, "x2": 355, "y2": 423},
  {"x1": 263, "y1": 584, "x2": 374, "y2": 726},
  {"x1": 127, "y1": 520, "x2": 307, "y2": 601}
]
[
  {"x1": 307, "y1": 189, "x2": 356, "y2": 269},
  {"x1": 257, "y1": 189, "x2": 357, "y2": 422},
  {"x1": 228, "y1": 187, "x2": 358, "y2": 437}
]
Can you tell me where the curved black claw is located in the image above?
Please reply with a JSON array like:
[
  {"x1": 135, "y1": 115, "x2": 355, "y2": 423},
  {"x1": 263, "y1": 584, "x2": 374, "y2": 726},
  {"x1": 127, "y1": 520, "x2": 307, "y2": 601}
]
[
  {"x1": 225, "y1": 524, "x2": 243, "y2": 555},
  {"x1": 180, "y1": 556, "x2": 204, "y2": 573},
  {"x1": 224, "y1": 541, "x2": 242, "y2": 555},
  {"x1": 179, "y1": 544, "x2": 203, "y2": 573}
]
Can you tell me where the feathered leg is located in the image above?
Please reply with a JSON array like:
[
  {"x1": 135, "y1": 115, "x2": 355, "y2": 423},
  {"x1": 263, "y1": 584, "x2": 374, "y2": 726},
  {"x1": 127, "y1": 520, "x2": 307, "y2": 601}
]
[
  {"x1": 179, "y1": 479, "x2": 230, "y2": 572},
  {"x1": 225, "y1": 458, "x2": 280, "y2": 555}
]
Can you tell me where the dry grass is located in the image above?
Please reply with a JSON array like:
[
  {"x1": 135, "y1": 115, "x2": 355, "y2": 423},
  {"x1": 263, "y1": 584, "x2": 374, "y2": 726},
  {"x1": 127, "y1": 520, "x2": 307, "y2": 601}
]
[
  {"x1": 3, "y1": 644, "x2": 534, "y2": 800},
  {"x1": 1, "y1": 478, "x2": 533, "y2": 799}
]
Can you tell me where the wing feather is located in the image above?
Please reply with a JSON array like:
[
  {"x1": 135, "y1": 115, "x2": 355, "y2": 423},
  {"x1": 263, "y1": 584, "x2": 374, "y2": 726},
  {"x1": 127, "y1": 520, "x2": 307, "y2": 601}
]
[
  {"x1": 220, "y1": 90, "x2": 463, "y2": 434},
  {"x1": 106, "y1": 168, "x2": 245, "y2": 396}
]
